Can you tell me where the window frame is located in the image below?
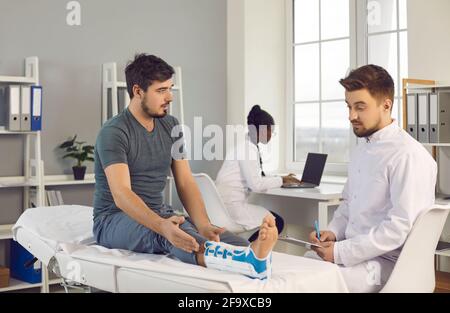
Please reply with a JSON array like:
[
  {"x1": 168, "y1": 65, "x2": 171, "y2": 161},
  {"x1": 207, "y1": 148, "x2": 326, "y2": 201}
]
[{"x1": 285, "y1": 0, "x2": 407, "y2": 175}]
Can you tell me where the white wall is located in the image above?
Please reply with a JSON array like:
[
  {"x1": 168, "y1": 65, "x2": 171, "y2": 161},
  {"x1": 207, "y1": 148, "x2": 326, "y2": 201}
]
[
  {"x1": 227, "y1": 0, "x2": 286, "y2": 172},
  {"x1": 408, "y1": 0, "x2": 450, "y2": 83},
  {"x1": 227, "y1": 0, "x2": 247, "y2": 126}
]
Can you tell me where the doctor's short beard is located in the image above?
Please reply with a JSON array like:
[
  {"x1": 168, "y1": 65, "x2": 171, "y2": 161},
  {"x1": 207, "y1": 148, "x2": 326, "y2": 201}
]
[{"x1": 352, "y1": 125, "x2": 379, "y2": 138}]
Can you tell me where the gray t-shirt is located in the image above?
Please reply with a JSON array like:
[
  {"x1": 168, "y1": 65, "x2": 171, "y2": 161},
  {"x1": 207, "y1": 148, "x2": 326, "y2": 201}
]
[{"x1": 93, "y1": 108, "x2": 185, "y2": 220}]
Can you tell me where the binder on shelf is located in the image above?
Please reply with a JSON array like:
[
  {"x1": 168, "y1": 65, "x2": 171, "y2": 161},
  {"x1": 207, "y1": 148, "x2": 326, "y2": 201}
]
[
  {"x1": 6, "y1": 85, "x2": 21, "y2": 131},
  {"x1": 20, "y1": 86, "x2": 31, "y2": 131},
  {"x1": 30, "y1": 86, "x2": 42, "y2": 131},
  {"x1": 56, "y1": 190, "x2": 64, "y2": 205},
  {"x1": 406, "y1": 94, "x2": 418, "y2": 140},
  {"x1": 429, "y1": 93, "x2": 439, "y2": 143},
  {"x1": 435, "y1": 92, "x2": 450, "y2": 143},
  {"x1": 46, "y1": 190, "x2": 58, "y2": 206},
  {"x1": 418, "y1": 93, "x2": 429, "y2": 143}
]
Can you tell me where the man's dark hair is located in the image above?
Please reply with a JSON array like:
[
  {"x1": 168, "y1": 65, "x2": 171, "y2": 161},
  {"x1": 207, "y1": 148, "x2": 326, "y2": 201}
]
[
  {"x1": 125, "y1": 53, "x2": 175, "y2": 99},
  {"x1": 339, "y1": 64, "x2": 395, "y2": 103}
]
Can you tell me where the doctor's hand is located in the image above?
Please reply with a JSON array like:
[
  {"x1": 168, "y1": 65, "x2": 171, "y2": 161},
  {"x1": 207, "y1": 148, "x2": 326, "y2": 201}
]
[
  {"x1": 198, "y1": 223, "x2": 226, "y2": 242},
  {"x1": 282, "y1": 175, "x2": 301, "y2": 185},
  {"x1": 160, "y1": 216, "x2": 200, "y2": 253},
  {"x1": 308, "y1": 230, "x2": 337, "y2": 244},
  {"x1": 312, "y1": 241, "x2": 335, "y2": 263}
]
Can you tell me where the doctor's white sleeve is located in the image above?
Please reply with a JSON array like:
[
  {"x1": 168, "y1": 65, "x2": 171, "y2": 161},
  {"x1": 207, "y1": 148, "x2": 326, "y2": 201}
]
[
  {"x1": 333, "y1": 153, "x2": 437, "y2": 267},
  {"x1": 238, "y1": 148, "x2": 282, "y2": 193},
  {"x1": 327, "y1": 181, "x2": 350, "y2": 241}
]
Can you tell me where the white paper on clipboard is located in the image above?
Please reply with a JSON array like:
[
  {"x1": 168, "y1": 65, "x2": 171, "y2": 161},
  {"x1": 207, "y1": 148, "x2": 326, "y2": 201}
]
[{"x1": 278, "y1": 235, "x2": 322, "y2": 249}]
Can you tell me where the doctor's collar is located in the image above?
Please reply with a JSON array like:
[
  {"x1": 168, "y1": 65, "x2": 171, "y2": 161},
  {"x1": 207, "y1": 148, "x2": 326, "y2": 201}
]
[{"x1": 365, "y1": 119, "x2": 397, "y2": 143}]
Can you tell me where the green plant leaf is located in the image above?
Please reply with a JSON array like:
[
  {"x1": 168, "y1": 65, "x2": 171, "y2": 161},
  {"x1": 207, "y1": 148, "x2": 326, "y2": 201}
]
[
  {"x1": 59, "y1": 135, "x2": 77, "y2": 149},
  {"x1": 66, "y1": 146, "x2": 78, "y2": 152},
  {"x1": 83, "y1": 145, "x2": 94, "y2": 153},
  {"x1": 63, "y1": 152, "x2": 81, "y2": 160}
]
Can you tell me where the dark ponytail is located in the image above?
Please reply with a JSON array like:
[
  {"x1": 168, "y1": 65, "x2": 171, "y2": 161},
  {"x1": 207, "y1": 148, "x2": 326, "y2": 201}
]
[{"x1": 247, "y1": 105, "x2": 275, "y2": 129}]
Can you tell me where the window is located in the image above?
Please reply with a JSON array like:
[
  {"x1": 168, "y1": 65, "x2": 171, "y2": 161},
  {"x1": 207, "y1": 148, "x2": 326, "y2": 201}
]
[
  {"x1": 287, "y1": 0, "x2": 408, "y2": 174},
  {"x1": 290, "y1": 0, "x2": 352, "y2": 172}
]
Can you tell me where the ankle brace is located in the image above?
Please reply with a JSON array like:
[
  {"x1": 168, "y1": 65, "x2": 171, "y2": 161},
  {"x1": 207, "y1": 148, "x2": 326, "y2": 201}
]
[{"x1": 203, "y1": 241, "x2": 272, "y2": 280}]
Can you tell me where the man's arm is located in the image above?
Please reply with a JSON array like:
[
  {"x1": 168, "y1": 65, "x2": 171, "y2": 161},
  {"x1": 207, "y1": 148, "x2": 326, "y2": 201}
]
[
  {"x1": 105, "y1": 163, "x2": 199, "y2": 252},
  {"x1": 171, "y1": 159, "x2": 224, "y2": 241}
]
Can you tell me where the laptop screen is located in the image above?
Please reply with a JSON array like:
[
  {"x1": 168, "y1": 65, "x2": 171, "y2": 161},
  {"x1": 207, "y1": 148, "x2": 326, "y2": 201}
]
[{"x1": 301, "y1": 153, "x2": 328, "y2": 185}]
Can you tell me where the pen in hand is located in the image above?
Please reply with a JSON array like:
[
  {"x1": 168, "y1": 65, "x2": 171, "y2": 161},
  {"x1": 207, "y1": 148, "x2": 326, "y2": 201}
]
[{"x1": 314, "y1": 220, "x2": 321, "y2": 241}]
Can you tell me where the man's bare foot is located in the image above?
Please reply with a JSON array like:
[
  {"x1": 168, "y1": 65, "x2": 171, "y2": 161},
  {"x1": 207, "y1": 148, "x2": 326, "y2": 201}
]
[{"x1": 250, "y1": 214, "x2": 278, "y2": 259}]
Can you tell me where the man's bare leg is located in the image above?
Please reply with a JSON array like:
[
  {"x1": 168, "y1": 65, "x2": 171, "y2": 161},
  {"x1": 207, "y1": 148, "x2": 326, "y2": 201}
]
[{"x1": 196, "y1": 214, "x2": 278, "y2": 267}]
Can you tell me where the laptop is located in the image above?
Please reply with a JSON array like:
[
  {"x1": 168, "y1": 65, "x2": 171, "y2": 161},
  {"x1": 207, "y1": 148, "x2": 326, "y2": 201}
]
[{"x1": 282, "y1": 153, "x2": 328, "y2": 189}]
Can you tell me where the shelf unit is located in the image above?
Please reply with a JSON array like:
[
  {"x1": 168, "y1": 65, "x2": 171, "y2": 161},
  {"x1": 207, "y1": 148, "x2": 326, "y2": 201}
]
[
  {"x1": 102, "y1": 62, "x2": 185, "y2": 206},
  {"x1": 0, "y1": 57, "x2": 50, "y2": 293},
  {"x1": 1, "y1": 58, "x2": 97, "y2": 293},
  {"x1": 403, "y1": 79, "x2": 450, "y2": 271},
  {"x1": 0, "y1": 278, "x2": 63, "y2": 293},
  {"x1": 44, "y1": 174, "x2": 95, "y2": 186}
]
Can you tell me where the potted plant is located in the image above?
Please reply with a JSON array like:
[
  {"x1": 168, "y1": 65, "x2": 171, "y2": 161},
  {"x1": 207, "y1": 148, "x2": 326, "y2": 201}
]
[{"x1": 58, "y1": 135, "x2": 94, "y2": 180}]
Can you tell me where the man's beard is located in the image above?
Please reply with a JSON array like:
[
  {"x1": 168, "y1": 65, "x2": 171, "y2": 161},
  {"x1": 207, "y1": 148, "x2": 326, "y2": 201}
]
[
  {"x1": 141, "y1": 99, "x2": 169, "y2": 118},
  {"x1": 352, "y1": 125, "x2": 379, "y2": 138}
]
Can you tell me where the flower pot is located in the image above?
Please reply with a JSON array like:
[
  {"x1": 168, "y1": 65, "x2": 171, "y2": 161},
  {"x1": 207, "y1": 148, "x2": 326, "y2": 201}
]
[{"x1": 72, "y1": 166, "x2": 87, "y2": 180}]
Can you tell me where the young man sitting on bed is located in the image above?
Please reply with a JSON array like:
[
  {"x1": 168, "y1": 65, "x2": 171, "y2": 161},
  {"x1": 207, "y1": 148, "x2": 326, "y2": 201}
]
[{"x1": 93, "y1": 53, "x2": 278, "y2": 280}]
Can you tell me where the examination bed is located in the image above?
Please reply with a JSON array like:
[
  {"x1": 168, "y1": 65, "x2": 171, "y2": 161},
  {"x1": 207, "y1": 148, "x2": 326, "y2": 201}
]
[{"x1": 12, "y1": 205, "x2": 349, "y2": 293}]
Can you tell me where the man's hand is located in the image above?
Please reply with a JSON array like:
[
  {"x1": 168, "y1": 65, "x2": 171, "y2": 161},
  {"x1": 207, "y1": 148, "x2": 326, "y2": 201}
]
[
  {"x1": 312, "y1": 241, "x2": 335, "y2": 263},
  {"x1": 308, "y1": 230, "x2": 337, "y2": 244},
  {"x1": 197, "y1": 223, "x2": 226, "y2": 242},
  {"x1": 160, "y1": 216, "x2": 200, "y2": 253},
  {"x1": 282, "y1": 175, "x2": 301, "y2": 185}
]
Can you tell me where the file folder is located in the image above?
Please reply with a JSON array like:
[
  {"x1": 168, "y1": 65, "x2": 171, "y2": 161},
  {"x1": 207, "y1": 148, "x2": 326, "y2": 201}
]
[
  {"x1": 6, "y1": 85, "x2": 21, "y2": 131},
  {"x1": 418, "y1": 94, "x2": 429, "y2": 143},
  {"x1": 20, "y1": 86, "x2": 31, "y2": 131},
  {"x1": 436, "y1": 92, "x2": 450, "y2": 143},
  {"x1": 406, "y1": 94, "x2": 418, "y2": 140},
  {"x1": 30, "y1": 86, "x2": 42, "y2": 131},
  {"x1": 429, "y1": 93, "x2": 438, "y2": 143}
]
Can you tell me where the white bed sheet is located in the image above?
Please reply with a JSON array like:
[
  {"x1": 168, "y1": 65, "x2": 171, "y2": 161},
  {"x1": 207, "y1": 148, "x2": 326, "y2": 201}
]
[{"x1": 13, "y1": 206, "x2": 349, "y2": 293}]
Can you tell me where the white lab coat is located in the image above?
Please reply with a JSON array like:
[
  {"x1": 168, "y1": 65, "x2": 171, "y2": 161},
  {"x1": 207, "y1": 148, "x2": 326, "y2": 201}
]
[
  {"x1": 215, "y1": 136, "x2": 282, "y2": 230},
  {"x1": 326, "y1": 121, "x2": 437, "y2": 292}
]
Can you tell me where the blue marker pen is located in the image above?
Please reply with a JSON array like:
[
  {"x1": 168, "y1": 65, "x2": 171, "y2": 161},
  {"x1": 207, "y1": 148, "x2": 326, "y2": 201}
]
[{"x1": 314, "y1": 220, "x2": 321, "y2": 241}]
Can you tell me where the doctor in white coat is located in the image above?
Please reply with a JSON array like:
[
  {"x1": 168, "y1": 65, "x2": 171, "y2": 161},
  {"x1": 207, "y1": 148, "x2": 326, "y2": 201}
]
[
  {"x1": 308, "y1": 65, "x2": 437, "y2": 293},
  {"x1": 216, "y1": 105, "x2": 300, "y2": 241}
]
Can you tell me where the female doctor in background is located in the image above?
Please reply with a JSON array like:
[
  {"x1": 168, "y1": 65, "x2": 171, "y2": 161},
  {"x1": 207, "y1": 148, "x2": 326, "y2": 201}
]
[{"x1": 215, "y1": 105, "x2": 300, "y2": 241}]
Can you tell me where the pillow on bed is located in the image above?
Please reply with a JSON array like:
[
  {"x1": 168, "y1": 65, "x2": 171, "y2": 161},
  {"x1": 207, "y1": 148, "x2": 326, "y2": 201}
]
[{"x1": 12, "y1": 205, "x2": 96, "y2": 249}]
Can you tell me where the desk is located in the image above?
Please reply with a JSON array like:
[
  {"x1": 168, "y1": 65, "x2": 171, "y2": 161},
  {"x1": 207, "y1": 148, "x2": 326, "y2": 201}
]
[{"x1": 253, "y1": 183, "x2": 344, "y2": 229}]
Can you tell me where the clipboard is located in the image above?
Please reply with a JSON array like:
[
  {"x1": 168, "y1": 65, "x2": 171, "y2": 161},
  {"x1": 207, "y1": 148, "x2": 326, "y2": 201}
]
[{"x1": 278, "y1": 235, "x2": 322, "y2": 249}]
